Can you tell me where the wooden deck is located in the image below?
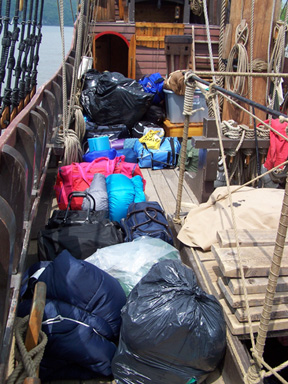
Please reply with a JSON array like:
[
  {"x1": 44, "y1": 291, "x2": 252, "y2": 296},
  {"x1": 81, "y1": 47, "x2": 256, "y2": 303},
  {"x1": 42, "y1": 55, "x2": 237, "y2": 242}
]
[{"x1": 141, "y1": 167, "x2": 199, "y2": 217}]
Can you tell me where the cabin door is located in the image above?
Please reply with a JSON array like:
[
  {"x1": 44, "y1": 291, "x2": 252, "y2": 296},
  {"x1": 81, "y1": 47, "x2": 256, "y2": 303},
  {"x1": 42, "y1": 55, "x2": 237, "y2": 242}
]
[{"x1": 93, "y1": 32, "x2": 129, "y2": 77}]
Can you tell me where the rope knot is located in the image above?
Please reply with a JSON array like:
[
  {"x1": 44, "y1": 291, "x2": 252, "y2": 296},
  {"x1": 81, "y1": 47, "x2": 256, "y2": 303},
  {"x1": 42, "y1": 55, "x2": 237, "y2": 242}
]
[{"x1": 206, "y1": 82, "x2": 217, "y2": 102}]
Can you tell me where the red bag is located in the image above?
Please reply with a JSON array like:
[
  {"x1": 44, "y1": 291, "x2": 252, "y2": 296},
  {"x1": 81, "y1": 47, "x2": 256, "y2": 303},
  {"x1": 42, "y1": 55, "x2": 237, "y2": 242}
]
[{"x1": 55, "y1": 156, "x2": 146, "y2": 210}]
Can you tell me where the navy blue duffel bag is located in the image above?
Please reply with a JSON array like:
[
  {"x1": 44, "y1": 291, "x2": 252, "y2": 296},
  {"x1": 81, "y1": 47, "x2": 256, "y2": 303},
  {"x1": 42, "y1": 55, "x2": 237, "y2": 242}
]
[{"x1": 120, "y1": 201, "x2": 173, "y2": 245}]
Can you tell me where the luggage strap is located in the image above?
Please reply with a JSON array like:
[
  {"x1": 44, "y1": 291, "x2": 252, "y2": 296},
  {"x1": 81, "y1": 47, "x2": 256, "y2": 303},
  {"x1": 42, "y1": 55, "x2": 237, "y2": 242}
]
[
  {"x1": 65, "y1": 192, "x2": 96, "y2": 223},
  {"x1": 127, "y1": 207, "x2": 169, "y2": 231},
  {"x1": 144, "y1": 138, "x2": 176, "y2": 169}
]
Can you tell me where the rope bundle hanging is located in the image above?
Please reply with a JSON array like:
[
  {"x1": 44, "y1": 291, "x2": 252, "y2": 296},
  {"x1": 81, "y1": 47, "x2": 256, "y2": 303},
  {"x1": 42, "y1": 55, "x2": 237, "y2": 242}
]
[
  {"x1": 225, "y1": 22, "x2": 249, "y2": 96},
  {"x1": 269, "y1": 22, "x2": 287, "y2": 77},
  {"x1": 190, "y1": 0, "x2": 203, "y2": 16},
  {"x1": 250, "y1": 59, "x2": 268, "y2": 73}
]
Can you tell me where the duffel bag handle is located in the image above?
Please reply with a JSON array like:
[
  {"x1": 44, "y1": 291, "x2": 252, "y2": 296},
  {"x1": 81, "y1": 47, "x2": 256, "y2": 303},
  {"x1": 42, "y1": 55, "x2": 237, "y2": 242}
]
[
  {"x1": 128, "y1": 207, "x2": 169, "y2": 230},
  {"x1": 65, "y1": 192, "x2": 96, "y2": 224}
]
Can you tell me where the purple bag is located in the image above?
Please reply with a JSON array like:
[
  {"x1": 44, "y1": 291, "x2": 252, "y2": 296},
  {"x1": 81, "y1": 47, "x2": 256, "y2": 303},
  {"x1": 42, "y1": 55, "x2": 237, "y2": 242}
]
[{"x1": 110, "y1": 138, "x2": 125, "y2": 150}]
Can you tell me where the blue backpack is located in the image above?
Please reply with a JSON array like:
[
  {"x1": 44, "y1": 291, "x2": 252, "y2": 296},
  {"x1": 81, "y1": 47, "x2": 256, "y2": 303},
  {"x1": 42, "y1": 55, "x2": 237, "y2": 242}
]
[
  {"x1": 138, "y1": 73, "x2": 165, "y2": 104},
  {"x1": 120, "y1": 201, "x2": 174, "y2": 245}
]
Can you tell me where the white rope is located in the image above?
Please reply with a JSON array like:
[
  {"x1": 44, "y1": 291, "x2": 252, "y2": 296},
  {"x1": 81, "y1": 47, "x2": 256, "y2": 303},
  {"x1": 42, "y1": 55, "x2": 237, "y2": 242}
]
[
  {"x1": 225, "y1": 22, "x2": 249, "y2": 96},
  {"x1": 266, "y1": 0, "x2": 277, "y2": 103},
  {"x1": 248, "y1": 0, "x2": 255, "y2": 126}
]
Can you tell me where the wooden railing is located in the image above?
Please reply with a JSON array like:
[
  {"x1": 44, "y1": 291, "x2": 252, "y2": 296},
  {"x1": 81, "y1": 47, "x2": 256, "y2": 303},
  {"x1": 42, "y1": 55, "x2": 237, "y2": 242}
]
[{"x1": 0, "y1": 48, "x2": 76, "y2": 383}]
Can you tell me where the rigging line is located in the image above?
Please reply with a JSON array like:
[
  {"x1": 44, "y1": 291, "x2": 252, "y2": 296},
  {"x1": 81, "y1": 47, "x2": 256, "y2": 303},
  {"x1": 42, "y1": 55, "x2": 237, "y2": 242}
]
[
  {"x1": 193, "y1": 70, "x2": 288, "y2": 78},
  {"x1": 202, "y1": 0, "x2": 221, "y2": 119},
  {"x1": 248, "y1": 0, "x2": 255, "y2": 126},
  {"x1": 69, "y1": 0, "x2": 75, "y2": 24},
  {"x1": 210, "y1": 92, "x2": 256, "y2": 352},
  {"x1": 216, "y1": 0, "x2": 227, "y2": 109},
  {"x1": 18, "y1": 0, "x2": 35, "y2": 113},
  {"x1": 0, "y1": 0, "x2": 12, "y2": 98},
  {"x1": 0, "y1": 0, "x2": 20, "y2": 128},
  {"x1": 66, "y1": 0, "x2": 85, "y2": 129},
  {"x1": 252, "y1": 105, "x2": 262, "y2": 188},
  {"x1": 11, "y1": 0, "x2": 28, "y2": 119},
  {"x1": 266, "y1": 0, "x2": 277, "y2": 104},
  {"x1": 187, "y1": 73, "x2": 288, "y2": 119},
  {"x1": 247, "y1": 181, "x2": 288, "y2": 384},
  {"x1": 30, "y1": 0, "x2": 44, "y2": 97},
  {"x1": 215, "y1": 86, "x2": 288, "y2": 142},
  {"x1": 24, "y1": 0, "x2": 40, "y2": 105},
  {"x1": 0, "y1": 0, "x2": 3, "y2": 35},
  {"x1": 59, "y1": 0, "x2": 67, "y2": 135}
]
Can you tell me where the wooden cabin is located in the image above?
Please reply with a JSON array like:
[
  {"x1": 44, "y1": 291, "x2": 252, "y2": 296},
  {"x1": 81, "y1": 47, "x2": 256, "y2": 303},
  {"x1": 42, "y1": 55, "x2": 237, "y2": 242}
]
[{"x1": 90, "y1": 0, "x2": 221, "y2": 80}]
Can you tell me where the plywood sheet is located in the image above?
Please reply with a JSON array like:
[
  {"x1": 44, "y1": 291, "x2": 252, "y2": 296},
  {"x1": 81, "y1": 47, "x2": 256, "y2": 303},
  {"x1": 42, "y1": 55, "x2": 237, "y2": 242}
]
[{"x1": 212, "y1": 244, "x2": 288, "y2": 278}]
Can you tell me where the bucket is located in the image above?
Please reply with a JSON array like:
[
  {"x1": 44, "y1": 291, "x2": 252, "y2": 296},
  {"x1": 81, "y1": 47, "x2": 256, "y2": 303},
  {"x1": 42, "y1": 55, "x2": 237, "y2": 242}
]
[{"x1": 88, "y1": 136, "x2": 110, "y2": 152}]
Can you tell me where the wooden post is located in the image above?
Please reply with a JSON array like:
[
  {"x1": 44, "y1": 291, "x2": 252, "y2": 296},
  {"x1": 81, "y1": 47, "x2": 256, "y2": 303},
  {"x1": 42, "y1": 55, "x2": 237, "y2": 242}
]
[{"x1": 23, "y1": 281, "x2": 47, "y2": 384}]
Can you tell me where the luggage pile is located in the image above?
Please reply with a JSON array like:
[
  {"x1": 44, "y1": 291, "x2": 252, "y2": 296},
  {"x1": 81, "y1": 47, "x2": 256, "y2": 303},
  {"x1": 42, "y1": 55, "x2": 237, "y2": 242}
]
[{"x1": 17, "y1": 71, "x2": 226, "y2": 384}]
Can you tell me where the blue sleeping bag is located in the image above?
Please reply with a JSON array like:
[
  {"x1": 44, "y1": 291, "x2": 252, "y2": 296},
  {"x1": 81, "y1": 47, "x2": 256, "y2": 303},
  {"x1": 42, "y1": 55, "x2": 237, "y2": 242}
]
[
  {"x1": 18, "y1": 250, "x2": 126, "y2": 381},
  {"x1": 106, "y1": 174, "x2": 146, "y2": 222}
]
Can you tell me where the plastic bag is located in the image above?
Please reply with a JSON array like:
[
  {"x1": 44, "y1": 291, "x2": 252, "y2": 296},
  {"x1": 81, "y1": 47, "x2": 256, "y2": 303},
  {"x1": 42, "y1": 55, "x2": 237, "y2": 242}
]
[
  {"x1": 80, "y1": 71, "x2": 153, "y2": 129},
  {"x1": 112, "y1": 259, "x2": 227, "y2": 384},
  {"x1": 85, "y1": 236, "x2": 180, "y2": 295}
]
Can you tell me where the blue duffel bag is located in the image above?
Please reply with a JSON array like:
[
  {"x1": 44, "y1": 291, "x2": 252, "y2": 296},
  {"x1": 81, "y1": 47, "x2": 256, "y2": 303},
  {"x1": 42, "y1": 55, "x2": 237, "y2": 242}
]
[
  {"x1": 82, "y1": 148, "x2": 117, "y2": 162},
  {"x1": 134, "y1": 137, "x2": 181, "y2": 169},
  {"x1": 120, "y1": 201, "x2": 173, "y2": 245}
]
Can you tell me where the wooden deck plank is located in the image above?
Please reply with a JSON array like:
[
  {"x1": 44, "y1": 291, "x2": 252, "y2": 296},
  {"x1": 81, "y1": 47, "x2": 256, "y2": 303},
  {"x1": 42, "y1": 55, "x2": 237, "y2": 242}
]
[
  {"x1": 141, "y1": 168, "x2": 160, "y2": 202},
  {"x1": 144, "y1": 169, "x2": 178, "y2": 216}
]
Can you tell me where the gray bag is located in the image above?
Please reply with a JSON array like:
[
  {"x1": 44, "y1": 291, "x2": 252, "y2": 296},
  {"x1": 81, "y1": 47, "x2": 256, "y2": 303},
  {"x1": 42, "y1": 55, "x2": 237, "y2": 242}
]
[{"x1": 82, "y1": 173, "x2": 109, "y2": 215}]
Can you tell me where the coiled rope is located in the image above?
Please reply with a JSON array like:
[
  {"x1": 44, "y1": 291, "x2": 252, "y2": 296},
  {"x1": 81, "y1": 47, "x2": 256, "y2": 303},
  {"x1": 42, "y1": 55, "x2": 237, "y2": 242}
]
[
  {"x1": 190, "y1": 0, "x2": 203, "y2": 16},
  {"x1": 7, "y1": 316, "x2": 47, "y2": 384},
  {"x1": 268, "y1": 19, "x2": 288, "y2": 114},
  {"x1": 225, "y1": 21, "x2": 249, "y2": 96}
]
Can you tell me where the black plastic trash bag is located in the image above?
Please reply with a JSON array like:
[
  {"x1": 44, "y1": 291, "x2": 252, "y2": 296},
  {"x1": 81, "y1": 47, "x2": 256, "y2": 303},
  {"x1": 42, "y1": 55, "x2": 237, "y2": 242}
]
[
  {"x1": 112, "y1": 259, "x2": 226, "y2": 384},
  {"x1": 80, "y1": 71, "x2": 153, "y2": 129}
]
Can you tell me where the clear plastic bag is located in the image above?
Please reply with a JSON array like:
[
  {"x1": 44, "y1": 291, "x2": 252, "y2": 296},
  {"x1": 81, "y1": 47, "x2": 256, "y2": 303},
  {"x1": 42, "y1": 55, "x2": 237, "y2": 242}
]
[{"x1": 85, "y1": 236, "x2": 180, "y2": 295}]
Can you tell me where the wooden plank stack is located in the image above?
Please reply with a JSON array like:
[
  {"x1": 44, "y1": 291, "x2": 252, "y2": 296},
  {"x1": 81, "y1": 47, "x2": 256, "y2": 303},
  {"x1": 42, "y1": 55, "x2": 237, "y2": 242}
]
[{"x1": 209, "y1": 229, "x2": 288, "y2": 336}]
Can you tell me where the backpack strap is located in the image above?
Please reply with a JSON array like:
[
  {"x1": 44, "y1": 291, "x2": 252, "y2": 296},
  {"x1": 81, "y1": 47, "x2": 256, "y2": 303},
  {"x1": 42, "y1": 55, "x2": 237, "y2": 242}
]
[{"x1": 126, "y1": 207, "x2": 169, "y2": 232}]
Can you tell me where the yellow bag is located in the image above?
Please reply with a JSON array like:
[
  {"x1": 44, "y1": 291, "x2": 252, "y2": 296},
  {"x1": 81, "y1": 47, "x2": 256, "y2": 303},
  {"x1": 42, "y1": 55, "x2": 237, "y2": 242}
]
[{"x1": 139, "y1": 130, "x2": 162, "y2": 150}]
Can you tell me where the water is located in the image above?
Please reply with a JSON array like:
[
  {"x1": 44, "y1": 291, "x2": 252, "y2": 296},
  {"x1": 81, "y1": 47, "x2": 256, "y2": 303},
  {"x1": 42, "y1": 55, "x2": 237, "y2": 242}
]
[{"x1": 37, "y1": 26, "x2": 74, "y2": 87}]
